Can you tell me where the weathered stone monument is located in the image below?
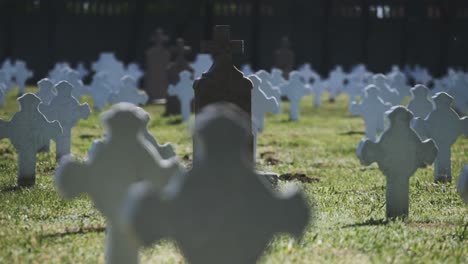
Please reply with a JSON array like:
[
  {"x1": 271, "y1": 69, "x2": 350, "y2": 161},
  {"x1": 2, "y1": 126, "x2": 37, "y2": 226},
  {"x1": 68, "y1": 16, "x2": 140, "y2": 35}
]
[
  {"x1": 0, "y1": 94, "x2": 62, "y2": 187},
  {"x1": 168, "y1": 71, "x2": 194, "y2": 122},
  {"x1": 55, "y1": 103, "x2": 183, "y2": 264},
  {"x1": 122, "y1": 104, "x2": 310, "y2": 264},
  {"x1": 274, "y1": 36, "x2": 295, "y2": 79},
  {"x1": 193, "y1": 25, "x2": 253, "y2": 160},
  {"x1": 144, "y1": 28, "x2": 170, "y2": 101},
  {"x1": 165, "y1": 38, "x2": 194, "y2": 116},
  {"x1": 357, "y1": 106, "x2": 437, "y2": 219}
]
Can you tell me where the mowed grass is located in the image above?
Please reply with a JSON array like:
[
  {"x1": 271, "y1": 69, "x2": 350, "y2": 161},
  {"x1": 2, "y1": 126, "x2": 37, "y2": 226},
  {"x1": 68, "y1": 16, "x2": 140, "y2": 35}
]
[{"x1": 0, "y1": 87, "x2": 466, "y2": 264}]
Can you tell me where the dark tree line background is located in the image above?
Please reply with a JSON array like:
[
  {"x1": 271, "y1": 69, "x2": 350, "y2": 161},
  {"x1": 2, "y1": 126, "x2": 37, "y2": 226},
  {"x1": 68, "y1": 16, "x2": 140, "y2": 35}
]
[{"x1": 0, "y1": 0, "x2": 467, "y2": 83}]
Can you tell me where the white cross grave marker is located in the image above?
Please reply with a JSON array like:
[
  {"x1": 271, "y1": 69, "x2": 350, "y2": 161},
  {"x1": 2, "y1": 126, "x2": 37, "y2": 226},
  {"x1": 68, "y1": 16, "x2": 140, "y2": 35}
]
[
  {"x1": 126, "y1": 63, "x2": 144, "y2": 83},
  {"x1": 168, "y1": 71, "x2": 194, "y2": 122},
  {"x1": 39, "y1": 81, "x2": 91, "y2": 160},
  {"x1": 281, "y1": 71, "x2": 310, "y2": 121},
  {"x1": 390, "y1": 71, "x2": 411, "y2": 104},
  {"x1": 269, "y1": 68, "x2": 286, "y2": 91},
  {"x1": 66, "y1": 69, "x2": 89, "y2": 100},
  {"x1": 89, "y1": 72, "x2": 113, "y2": 111},
  {"x1": 357, "y1": 106, "x2": 437, "y2": 218},
  {"x1": 0, "y1": 94, "x2": 62, "y2": 186},
  {"x1": 121, "y1": 103, "x2": 310, "y2": 264},
  {"x1": 256, "y1": 70, "x2": 282, "y2": 104},
  {"x1": 191, "y1": 54, "x2": 213, "y2": 80},
  {"x1": 327, "y1": 66, "x2": 347, "y2": 102},
  {"x1": 35, "y1": 78, "x2": 57, "y2": 105},
  {"x1": 241, "y1": 64, "x2": 253, "y2": 76},
  {"x1": 372, "y1": 74, "x2": 400, "y2": 105},
  {"x1": 55, "y1": 103, "x2": 183, "y2": 264},
  {"x1": 76, "y1": 62, "x2": 89, "y2": 79},
  {"x1": 447, "y1": 74, "x2": 468, "y2": 114},
  {"x1": 351, "y1": 85, "x2": 392, "y2": 141},
  {"x1": 412, "y1": 92, "x2": 468, "y2": 182},
  {"x1": 109, "y1": 76, "x2": 148, "y2": 106},
  {"x1": 14, "y1": 60, "x2": 33, "y2": 95},
  {"x1": 407, "y1": 85, "x2": 434, "y2": 119}
]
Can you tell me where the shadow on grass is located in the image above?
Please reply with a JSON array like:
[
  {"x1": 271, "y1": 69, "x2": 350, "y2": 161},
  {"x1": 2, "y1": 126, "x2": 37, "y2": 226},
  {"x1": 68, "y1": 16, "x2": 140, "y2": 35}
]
[
  {"x1": 166, "y1": 118, "x2": 183, "y2": 125},
  {"x1": 40, "y1": 226, "x2": 106, "y2": 239},
  {"x1": 339, "y1": 131, "x2": 365, "y2": 136},
  {"x1": 343, "y1": 218, "x2": 389, "y2": 228},
  {"x1": 79, "y1": 134, "x2": 97, "y2": 139},
  {"x1": 0, "y1": 185, "x2": 22, "y2": 193}
]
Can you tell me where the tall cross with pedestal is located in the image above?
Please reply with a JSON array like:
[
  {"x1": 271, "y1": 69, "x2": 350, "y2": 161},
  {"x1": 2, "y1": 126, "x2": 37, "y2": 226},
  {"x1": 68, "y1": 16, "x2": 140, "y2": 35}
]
[{"x1": 194, "y1": 25, "x2": 253, "y2": 161}]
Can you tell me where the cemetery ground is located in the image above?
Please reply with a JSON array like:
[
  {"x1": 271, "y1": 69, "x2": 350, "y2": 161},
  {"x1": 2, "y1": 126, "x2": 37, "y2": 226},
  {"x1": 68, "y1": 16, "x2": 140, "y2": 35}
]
[{"x1": 0, "y1": 88, "x2": 466, "y2": 264}]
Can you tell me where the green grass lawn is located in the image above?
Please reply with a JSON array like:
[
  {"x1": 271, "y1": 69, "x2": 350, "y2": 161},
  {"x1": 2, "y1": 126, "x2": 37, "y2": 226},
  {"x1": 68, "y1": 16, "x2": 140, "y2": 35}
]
[{"x1": 0, "y1": 88, "x2": 466, "y2": 263}]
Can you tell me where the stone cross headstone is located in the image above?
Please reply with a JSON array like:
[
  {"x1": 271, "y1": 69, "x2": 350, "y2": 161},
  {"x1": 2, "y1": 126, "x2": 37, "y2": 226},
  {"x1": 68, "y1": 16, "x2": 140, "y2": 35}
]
[
  {"x1": 412, "y1": 92, "x2": 468, "y2": 182},
  {"x1": 447, "y1": 74, "x2": 468, "y2": 115},
  {"x1": 274, "y1": 36, "x2": 295, "y2": 79},
  {"x1": 311, "y1": 79, "x2": 325, "y2": 108},
  {"x1": 39, "y1": 81, "x2": 91, "y2": 160},
  {"x1": 281, "y1": 71, "x2": 311, "y2": 121},
  {"x1": 76, "y1": 62, "x2": 89, "y2": 80},
  {"x1": 372, "y1": 74, "x2": 400, "y2": 106},
  {"x1": 92, "y1": 53, "x2": 126, "y2": 89},
  {"x1": 0, "y1": 83, "x2": 5, "y2": 107},
  {"x1": 357, "y1": 106, "x2": 437, "y2": 219},
  {"x1": 145, "y1": 28, "x2": 170, "y2": 101},
  {"x1": 269, "y1": 68, "x2": 286, "y2": 92},
  {"x1": 55, "y1": 103, "x2": 183, "y2": 264},
  {"x1": 191, "y1": 54, "x2": 213, "y2": 80},
  {"x1": 256, "y1": 70, "x2": 282, "y2": 104},
  {"x1": 165, "y1": 38, "x2": 194, "y2": 115},
  {"x1": 241, "y1": 64, "x2": 253, "y2": 76},
  {"x1": 36, "y1": 78, "x2": 57, "y2": 105},
  {"x1": 389, "y1": 71, "x2": 410, "y2": 104},
  {"x1": 14, "y1": 60, "x2": 33, "y2": 95},
  {"x1": 249, "y1": 75, "x2": 279, "y2": 161},
  {"x1": 194, "y1": 25, "x2": 253, "y2": 160},
  {"x1": 121, "y1": 104, "x2": 310, "y2": 264},
  {"x1": 457, "y1": 165, "x2": 468, "y2": 203},
  {"x1": 1, "y1": 59, "x2": 15, "y2": 91},
  {"x1": 66, "y1": 69, "x2": 88, "y2": 100},
  {"x1": 89, "y1": 72, "x2": 113, "y2": 111},
  {"x1": 328, "y1": 66, "x2": 347, "y2": 102},
  {"x1": 109, "y1": 76, "x2": 149, "y2": 106},
  {"x1": 298, "y1": 63, "x2": 320, "y2": 85},
  {"x1": 88, "y1": 103, "x2": 176, "y2": 161},
  {"x1": 0, "y1": 94, "x2": 62, "y2": 186},
  {"x1": 351, "y1": 85, "x2": 392, "y2": 141},
  {"x1": 407, "y1": 85, "x2": 434, "y2": 119},
  {"x1": 126, "y1": 63, "x2": 144, "y2": 83},
  {"x1": 168, "y1": 71, "x2": 194, "y2": 122},
  {"x1": 345, "y1": 74, "x2": 365, "y2": 113}
]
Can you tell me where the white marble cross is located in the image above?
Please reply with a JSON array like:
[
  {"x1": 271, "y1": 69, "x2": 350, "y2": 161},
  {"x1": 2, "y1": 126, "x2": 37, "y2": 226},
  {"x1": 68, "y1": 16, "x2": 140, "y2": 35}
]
[
  {"x1": 126, "y1": 63, "x2": 144, "y2": 83},
  {"x1": 0, "y1": 94, "x2": 62, "y2": 186},
  {"x1": 191, "y1": 54, "x2": 213, "y2": 80},
  {"x1": 458, "y1": 165, "x2": 468, "y2": 203},
  {"x1": 89, "y1": 72, "x2": 113, "y2": 111},
  {"x1": 345, "y1": 74, "x2": 365, "y2": 113},
  {"x1": 121, "y1": 103, "x2": 310, "y2": 264},
  {"x1": 389, "y1": 71, "x2": 411, "y2": 104},
  {"x1": 1, "y1": 59, "x2": 15, "y2": 91},
  {"x1": 407, "y1": 85, "x2": 434, "y2": 119},
  {"x1": 357, "y1": 106, "x2": 437, "y2": 219},
  {"x1": 412, "y1": 92, "x2": 468, "y2": 182},
  {"x1": 66, "y1": 69, "x2": 89, "y2": 100},
  {"x1": 35, "y1": 78, "x2": 57, "y2": 105},
  {"x1": 298, "y1": 63, "x2": 319, "y2": 84},
  {"x1": 256, "y1": 70, "x2": 282, "y2": 104},
  {"x1": 351, "y1": 85, "x2": 391, "y2": 141},
  {"x1": 327, "y1": 66, "x2": 347, "y2": 101},
  {"x1": 109, "y1": 76, "x2": 148, "y2": 106},
  {"x1": 168, "y1": 71, "x2": 194, "y2": 122},
  {"x1": 241, "y1": 64, "x2": 253, "y2": 76},
  {"x1": 14, "y1": 60, "x2": 33, "y2": 95},
  {"x1": 249, "y1": 75, "x2": 279, "y2": 161},
  {"x1": 269, "y1": 68, "x2": 286, "y2": 91},
  {"x1": 372, "y1": 74, "x2": 400, "y2": 106},
  {"x1": 39, "y1": 81, "x2": 91, "y2": 160},
  {"x1": 55, "y1": 103, "x2": 183, "y2": 264},
  {"x1": 76, "y1": 62, "x2": 89, "y2": 79},
  {"x1": 447, "y1": 74, "x2": 468, "y2": 114},
  {"x1": 281, "y1": 71, "x2": 310, "y2": 121}
]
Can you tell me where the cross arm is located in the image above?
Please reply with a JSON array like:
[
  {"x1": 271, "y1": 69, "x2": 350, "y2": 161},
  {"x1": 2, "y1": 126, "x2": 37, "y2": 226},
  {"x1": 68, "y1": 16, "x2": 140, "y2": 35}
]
[
  {"x1": 79, "y1": 103, "x2": 92, "y2": 119},
  {"x1": 272, "y1": 190, "x2": 310, "y2": 238},
  {"x1": 356, "y1": 139, "x2": 380, "y2": 166},
  {"x1": 411, "y1": 117, "x2": 429, "y2": 140},
  {"x1": 416, "y1": 139, "x2": 438, "y2": 169},
  {"x1": 55, "y1": 156, "x2": 91, "y2": 199}
]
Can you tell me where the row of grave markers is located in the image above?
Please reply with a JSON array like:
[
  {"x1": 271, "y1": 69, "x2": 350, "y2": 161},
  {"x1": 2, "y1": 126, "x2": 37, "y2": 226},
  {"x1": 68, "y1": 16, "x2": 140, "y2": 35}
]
[{"x1": 0, "y1": 25, "x2": 467, "y2": 264}]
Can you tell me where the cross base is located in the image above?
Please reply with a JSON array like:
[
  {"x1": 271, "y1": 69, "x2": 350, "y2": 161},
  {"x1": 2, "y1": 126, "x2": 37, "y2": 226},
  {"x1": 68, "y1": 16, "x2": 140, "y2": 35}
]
[{"x1": 18, "y1": 175, "x2": 35, "y2": 187}]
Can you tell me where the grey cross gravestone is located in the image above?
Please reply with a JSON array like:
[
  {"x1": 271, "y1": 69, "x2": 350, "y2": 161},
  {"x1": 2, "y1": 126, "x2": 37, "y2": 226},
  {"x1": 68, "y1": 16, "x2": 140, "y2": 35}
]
[
  {"x1": 168, "y1": 70, "x2": 194, "y2": 122},
  {"x1": 413, "y1": 92, "x2": 468, "y2": 182},
  {"x1": 55, "y1": 103, "x2": 184, "y2": 264},
  {"x1": 36, "y1": 78, "x2": 57, "y2": 105},
  {"x1": 39, "y1": 81, "x2": 91, "y2": 160},
  {"x1": 0, "y1": 94, "x2": 62, "y2": 186},
  {"x1": 121, "y1": 103, "x2": 310, "y2": 264},
  {"x1": 357, "y1": 106, "x2": 437, "y2": 218},
  {"x1": 280, "y1": 71, "x2": 310, "y2": 121},
  {"x1": 407, "y1": 85, "x2": 434, "y2": 119},
  {"x1": 351, "y1": 85, "x2": 391, "y2": 141}
]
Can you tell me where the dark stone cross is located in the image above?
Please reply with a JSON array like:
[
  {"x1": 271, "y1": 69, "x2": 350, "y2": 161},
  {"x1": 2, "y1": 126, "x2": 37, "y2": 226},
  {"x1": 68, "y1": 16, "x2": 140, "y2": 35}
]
[
  {"x1": 145, "y1": 28, "x2": 170, "y2": 101},
  {"x1": 193, "y1": 25, "x2": 253, "y2": 161}
]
